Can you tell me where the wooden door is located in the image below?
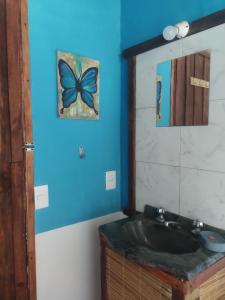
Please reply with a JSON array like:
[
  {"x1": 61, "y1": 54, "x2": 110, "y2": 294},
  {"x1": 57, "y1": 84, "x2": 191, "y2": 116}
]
[
  {"x1": 171, "y1": 50, "x2": 210, "y2": 126},
  {"x1": 0, "y1": 0, "x2": 36, "y2": 299}
]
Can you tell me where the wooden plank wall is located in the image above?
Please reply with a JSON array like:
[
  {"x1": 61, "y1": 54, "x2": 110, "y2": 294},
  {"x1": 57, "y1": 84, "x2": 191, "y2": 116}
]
[
  {"x1": 171, "y1": 51, "x2": 210, "y2": 126},
  {"x1": 0, "y1": 0, "x2": 16, "y2": 298},
  {"x1": 0, "y1": 0, "x2": 36, "y2": 299}
]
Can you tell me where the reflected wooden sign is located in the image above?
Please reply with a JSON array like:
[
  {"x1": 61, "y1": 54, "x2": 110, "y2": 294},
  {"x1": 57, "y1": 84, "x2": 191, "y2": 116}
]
[{"x1": 190, "y1": 77, "x2": 209, "y2": 89}]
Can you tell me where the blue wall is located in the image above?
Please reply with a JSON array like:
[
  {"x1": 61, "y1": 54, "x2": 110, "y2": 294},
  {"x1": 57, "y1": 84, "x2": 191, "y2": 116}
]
[
  {"x1": 156, "y1": 61, "x2": 171, "y2": 127},
  {"x1": 121, "y1": 1, "x2": 225, "y2": 49},
  {"x1": 29, "y1": 0, "x2": 121, "y2": 234},
  {"x1": 29, "y1": 0, "x2": 225, "y2": 233},
  {"x1": 121, "y1": 0, "x2": 225, "y2": 206}
]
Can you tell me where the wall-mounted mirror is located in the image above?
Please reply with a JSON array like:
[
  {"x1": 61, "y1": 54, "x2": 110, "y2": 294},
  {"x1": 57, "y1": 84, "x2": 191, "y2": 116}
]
[
  {"x1": 124, "y1": 10, "x2": 225, "y2": 230},
  {"x1": 156, "y1": 50, "x2": 211, "y2": 127}
]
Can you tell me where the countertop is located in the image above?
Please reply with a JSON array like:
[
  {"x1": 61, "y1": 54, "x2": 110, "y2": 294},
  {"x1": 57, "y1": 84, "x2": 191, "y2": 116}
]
[{"x1": 99, "y1": 206, "x2": 225, "y2": 280}]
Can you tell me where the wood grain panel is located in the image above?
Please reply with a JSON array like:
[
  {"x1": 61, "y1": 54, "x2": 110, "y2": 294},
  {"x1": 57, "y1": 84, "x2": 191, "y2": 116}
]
[
  {"x1": 6, "y1": 0, "x2": 24, "y2": 162},
  {"x1": 202, "y1": 55, "x2": 210, "y2": 125},
  {"x1": 0, "y1": 0, "x2": 10, "y2": 193},
  {"x1": 194, "y1": 53, "x2": 204, "y2": 125},
  {"x1": 21, "y1": 0, "x2": 33, "y2": 142},
  {"x1": 0, "y1": 0, "x2": 36, "y2": 299},
  {"x1": 25, "y1": 152, "x2": 36, "y2": 300},
  {"x1": 200, "y1": 267, "x2": 225, "y2": 299},
  {"x1": 175, "y1": 57, "x2": 186, "y2": 126},
  {"x1": 171, "y1": 51, "x2": 210, "y2": 126},
  {"x1": 0, "y1": 0, "x2": 15, "y2": 298},
  {"x1": 20, "y1": 0, "x2": 36, "y2": 297},
  {"x1": 11, "y1": 162, "x2": 28, "y2": 300},
  {"x1": 172, "y1": 288, "x2": 200, "y2": 300},
  {"x1": 185, "y1": 54, "x2": 195, "y2": 126},
  {"x1": 170, "y1": 60, "x2": 177, "y2": 126},
  {"x1": 0, "y1": 192, "x2": 15, "y2": 300}
]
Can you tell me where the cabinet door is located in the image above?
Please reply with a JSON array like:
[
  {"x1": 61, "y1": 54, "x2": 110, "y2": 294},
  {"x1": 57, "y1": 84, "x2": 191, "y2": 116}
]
[
  {"x1": 199, "y1": 267, "x2": 225, "y2": 299},
  {"x1": 103, "y1": 247, "x2": 172, "y2": 300}
]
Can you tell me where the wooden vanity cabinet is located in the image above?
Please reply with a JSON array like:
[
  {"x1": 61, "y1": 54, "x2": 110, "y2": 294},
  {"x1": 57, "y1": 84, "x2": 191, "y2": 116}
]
[{"x1": 100, "y1": 237, "x2": 225, "y2": 300}]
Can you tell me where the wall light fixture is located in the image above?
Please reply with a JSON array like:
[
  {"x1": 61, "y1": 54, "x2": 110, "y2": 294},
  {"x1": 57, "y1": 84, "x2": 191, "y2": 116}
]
[{"x1": 163, "y1": 21, "x2": 189, "y2": 41}]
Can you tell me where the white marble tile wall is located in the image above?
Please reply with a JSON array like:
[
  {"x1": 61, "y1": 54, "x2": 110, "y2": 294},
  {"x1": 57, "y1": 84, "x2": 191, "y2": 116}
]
[
  {"x1": 136, "y1": 108, "x2": 180, "y2": 166},
  {"x1": 135, "y1": 23, "x2": 225, "y2": 229},
  {"x1": 136, "y1": 162, "x2": 180, "y2": 214},
  {"x1": 136, "y1": 40, "x2": 182, "y2": 109}
]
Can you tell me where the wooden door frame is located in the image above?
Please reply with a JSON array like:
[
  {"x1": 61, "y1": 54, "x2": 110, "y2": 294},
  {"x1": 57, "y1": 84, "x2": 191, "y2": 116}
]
[
  {"x1": 0, "y1": 0, "x2": 36, "y2": 299},
  {"x1": 122, "y1": 9, "x2": 225, "y2": 213}
]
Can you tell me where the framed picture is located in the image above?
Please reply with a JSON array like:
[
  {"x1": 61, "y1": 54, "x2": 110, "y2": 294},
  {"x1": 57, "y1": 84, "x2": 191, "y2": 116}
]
[{"x1": 57, "y1": 51, "x2": 100, "y2": 120}]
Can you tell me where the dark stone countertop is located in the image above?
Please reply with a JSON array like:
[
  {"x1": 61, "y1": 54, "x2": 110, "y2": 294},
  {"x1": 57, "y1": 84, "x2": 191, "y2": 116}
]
[{"x1": 99, "y1": 206, "x2": 225, "y2": 281}]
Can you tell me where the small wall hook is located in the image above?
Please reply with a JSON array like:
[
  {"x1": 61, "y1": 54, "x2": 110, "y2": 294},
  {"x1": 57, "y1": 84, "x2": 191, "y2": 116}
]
[{"x1": 79, "y1": 145, "x2": 85, "y2": 159}]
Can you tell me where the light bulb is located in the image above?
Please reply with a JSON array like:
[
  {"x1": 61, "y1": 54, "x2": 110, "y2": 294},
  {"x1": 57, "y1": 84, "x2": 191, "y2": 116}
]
[
  {"x1": 176, "y1": 21, "x2": 189, "y2": 38},
  {"x1": 162, "y1": 25, "x2": 179, "y2": 41}
]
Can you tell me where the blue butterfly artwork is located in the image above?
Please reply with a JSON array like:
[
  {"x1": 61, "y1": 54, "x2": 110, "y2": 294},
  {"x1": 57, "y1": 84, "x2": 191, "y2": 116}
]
[{"x1": 57, "y1": 52, "x2": 99, "y2": 119}]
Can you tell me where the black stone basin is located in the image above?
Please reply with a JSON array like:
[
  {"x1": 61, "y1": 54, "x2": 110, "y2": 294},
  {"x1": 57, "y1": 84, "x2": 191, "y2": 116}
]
[
  {"x1": 99, "y1": 206, "x2": 225, "y2": 280},
  {"x1": 122, "y1": 220, "x2": 200, "y2": 254}
]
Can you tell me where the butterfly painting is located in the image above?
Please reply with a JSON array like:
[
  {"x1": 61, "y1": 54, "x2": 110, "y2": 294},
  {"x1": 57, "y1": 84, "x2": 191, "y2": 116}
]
[{"x1": 57, "y1": 51, "x2": 100, "y2": 119}]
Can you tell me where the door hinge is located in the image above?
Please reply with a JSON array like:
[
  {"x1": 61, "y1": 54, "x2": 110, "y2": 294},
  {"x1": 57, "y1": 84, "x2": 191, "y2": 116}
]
[{"x1": 23, "y1": 142, "x2": 35, "y2": 152}]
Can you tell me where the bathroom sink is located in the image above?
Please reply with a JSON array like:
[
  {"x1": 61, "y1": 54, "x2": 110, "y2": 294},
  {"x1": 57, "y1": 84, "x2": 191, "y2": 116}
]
[{"x1": 122, "y1": 220, "x2": 200, "y2": 255}]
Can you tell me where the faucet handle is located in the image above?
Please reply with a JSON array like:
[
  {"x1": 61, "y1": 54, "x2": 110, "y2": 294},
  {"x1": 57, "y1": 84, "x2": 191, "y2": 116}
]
[
  {"x1": 155, "y1": 207, "x2": 165, "y2": 223},
  {"x1": 156, "y1": 207, "x2": 165, "y2": 215},
  {"x1": 192, "y1": 219, "x2": 204, "y2": 229}
]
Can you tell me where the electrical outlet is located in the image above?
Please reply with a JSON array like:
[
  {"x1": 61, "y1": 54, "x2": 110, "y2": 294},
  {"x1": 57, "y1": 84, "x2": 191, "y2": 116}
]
[
  {"x1": 106, "y1": 171, "x2": 116, "y2": 190},
  {"x1": 34, "y1": 185, "x2": 49, "y2": 209}
]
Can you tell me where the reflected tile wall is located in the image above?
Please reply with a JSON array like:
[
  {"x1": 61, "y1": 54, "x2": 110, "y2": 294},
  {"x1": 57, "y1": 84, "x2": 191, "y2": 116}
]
[
  {"x1": 136, "y1": 108, "x2": 180, "y2": 166},
  {"x1": 180, "y1": 168, "x2": 225, "y2": 229},
  {"x1": 181, "y1": 101, "x2": 225, "y2": 173},
  {"x1": 182, "y1": 24, "x2": 225, "y2": 101},
  {"x1": 136, "y1": 40, "x2": 182, "y2": 109},
  {"x1": 136, "y1": 162, "x2": 180, "y2": 213}
]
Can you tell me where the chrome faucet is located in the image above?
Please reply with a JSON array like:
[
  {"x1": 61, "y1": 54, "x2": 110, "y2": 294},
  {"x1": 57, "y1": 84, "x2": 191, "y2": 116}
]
[
  {"x1": 192, "y1": 219, "x2": 204, "y2": 230},
  {"x1": 155, "y1": 207, "x2": 166, "y2": 223},
  {"x1": 164, "y1": 221, "x2": 180, "y2": 228}
]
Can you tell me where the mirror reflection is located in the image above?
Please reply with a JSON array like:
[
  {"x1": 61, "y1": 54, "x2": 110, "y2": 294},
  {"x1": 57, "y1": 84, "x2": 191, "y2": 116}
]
[{"x1": 156, "y1": 50, "x2": 211, "y2": 127}]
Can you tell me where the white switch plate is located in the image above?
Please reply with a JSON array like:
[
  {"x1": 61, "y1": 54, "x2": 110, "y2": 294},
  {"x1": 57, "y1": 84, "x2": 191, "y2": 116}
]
[
  {"x1": 106, "y1": 171, "x2": 116, "y2": 190},
  {"x1": 34, "y1": 185, "x2": 49, "y2": 210}
]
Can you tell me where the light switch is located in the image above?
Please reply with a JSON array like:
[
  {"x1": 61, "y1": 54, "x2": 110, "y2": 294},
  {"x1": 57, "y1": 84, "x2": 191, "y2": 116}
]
[
  {"x1": 106, "y1": 171, "x2": 116, "y2": 190},
  {"x1": 34, "y1": 185, "x2": 49, "y2": 210}
]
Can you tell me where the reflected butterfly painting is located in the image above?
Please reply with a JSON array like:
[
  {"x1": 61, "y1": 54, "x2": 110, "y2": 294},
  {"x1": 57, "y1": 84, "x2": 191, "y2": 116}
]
[{"x1": 57, "y1": 51, "x2": 100, "y2": 120}]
